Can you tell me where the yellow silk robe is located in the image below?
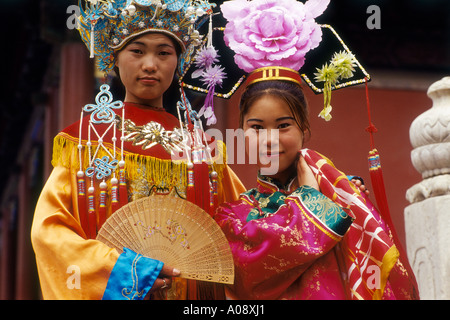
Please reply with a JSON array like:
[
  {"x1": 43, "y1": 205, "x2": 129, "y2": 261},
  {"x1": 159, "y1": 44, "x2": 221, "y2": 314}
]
[{"x1": 31, "y1": 104, "x2": 245, "y2": 299}]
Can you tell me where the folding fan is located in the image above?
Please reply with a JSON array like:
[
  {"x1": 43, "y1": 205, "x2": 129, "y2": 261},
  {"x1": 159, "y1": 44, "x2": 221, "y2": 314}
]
[{"x1": 96, "y1": 195, "x2": 234, "y2": 284}]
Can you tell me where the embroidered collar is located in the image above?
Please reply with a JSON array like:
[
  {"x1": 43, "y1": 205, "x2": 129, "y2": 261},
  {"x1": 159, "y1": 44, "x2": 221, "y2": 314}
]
[
  {"x1": 242, "y1": 174, "x2": 297, "y2": 221},
  {"x1": 256, "y1": 173, "x2": 297, "y2": 195}
]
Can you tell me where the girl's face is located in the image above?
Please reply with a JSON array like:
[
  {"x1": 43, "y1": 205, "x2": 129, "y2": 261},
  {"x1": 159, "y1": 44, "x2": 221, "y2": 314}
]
[
  {"x1": 115, "y1": 33, "x2": 179, "y2": 108},
  {"x1": 243, "y1": 94, "x2": 305, "y2": 184}
]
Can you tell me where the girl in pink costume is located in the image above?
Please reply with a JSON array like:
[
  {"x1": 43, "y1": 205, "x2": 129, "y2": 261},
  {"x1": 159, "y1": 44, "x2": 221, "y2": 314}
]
[{"x1": 214, "y1": 78, "x2": 418, "y2": 300}]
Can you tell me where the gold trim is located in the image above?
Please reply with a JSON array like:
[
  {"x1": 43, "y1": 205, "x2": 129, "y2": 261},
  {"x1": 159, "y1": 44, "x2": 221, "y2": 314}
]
[
  {"x1": 247, "y1": 67, "x2": 303, "y2": 87},
  {"x1": 372, "y1": 245, "x2": 399, "y2": 300},
  {"x1": 292, "y1": 197, "x2": 342, "y2": 242}
]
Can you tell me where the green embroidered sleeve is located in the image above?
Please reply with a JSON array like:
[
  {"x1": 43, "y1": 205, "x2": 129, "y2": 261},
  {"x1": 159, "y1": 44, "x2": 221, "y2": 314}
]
[{"x1": 289, "y1": 186, "x2": 354, "y2": 237}]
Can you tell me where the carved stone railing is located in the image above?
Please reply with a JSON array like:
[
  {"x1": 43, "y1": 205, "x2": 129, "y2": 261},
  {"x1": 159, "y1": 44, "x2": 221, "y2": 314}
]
[{"x1": 404, "y1": 76, "x2": 450, "y2": 299}]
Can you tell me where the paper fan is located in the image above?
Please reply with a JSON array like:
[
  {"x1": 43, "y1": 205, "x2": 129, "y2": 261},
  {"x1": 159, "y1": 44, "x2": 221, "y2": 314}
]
[{"x1": 96, "y1": 195, "x2": 234, "y2": 285}]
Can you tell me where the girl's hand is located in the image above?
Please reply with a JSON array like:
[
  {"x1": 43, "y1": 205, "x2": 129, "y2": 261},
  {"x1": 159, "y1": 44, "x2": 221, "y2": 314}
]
[
  {"x1": 144, "y1": 265, "x2": 181, "y2": 299},
  {"x1": 351, "y1": 178, "x2": 370, "y2": 196},
  {"x1": 297, "y1": 153, "x2": 319, "y2": 191}
]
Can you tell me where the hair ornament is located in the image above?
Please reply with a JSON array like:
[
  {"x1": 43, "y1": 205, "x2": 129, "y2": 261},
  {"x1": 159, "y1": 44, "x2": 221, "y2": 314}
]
[
  {"x1": 314, "y1": 50, "x2": 357, "y2": 121},
  {"x1": 77, "y1": 0, "x2": 216, "y2": 74},
  {"x1": 220, "y1": 0, "x2": 329, "y2": 73}
]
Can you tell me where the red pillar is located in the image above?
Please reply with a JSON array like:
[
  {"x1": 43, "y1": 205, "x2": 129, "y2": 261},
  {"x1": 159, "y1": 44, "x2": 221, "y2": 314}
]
[{"x1": 58, "y1": 42, "x2": 94, "y2": 131}]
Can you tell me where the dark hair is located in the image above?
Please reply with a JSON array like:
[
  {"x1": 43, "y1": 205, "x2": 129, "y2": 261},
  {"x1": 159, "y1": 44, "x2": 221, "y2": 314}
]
[{"x1": 239, "y1": 80, "x2": 311, "y2": 139}]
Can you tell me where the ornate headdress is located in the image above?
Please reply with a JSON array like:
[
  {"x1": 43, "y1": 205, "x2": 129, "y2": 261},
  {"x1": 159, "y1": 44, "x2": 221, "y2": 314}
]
[
  {"x1": 77, "y1": 0, "x2": 215, "y2": 74},
  {"x1": 181, "y1": 0, "x2": 370, "y2": 122}
]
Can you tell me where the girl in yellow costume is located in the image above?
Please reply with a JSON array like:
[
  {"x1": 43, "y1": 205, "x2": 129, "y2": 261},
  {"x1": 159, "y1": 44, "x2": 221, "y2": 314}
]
[{"x1": 31, "y1": 0, "x2": 244, "y2": 300}]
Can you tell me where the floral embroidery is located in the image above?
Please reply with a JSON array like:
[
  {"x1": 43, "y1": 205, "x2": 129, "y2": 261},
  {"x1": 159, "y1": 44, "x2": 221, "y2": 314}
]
[
  {"x1": 121, "y1": 254, "x2": 145, "y2": 300},
  {"x1": 243, "y1": 175, "x2": 352, "y2": 237},
  {"x1": 135, "y1": 218, "x2": 190, "y2": 249},
  {"x1": 298, "y1": 188, "x2": 348, "y2": 226},
  {"x1": 115, "y1": 115, "x2": 187, "y2": 154}
]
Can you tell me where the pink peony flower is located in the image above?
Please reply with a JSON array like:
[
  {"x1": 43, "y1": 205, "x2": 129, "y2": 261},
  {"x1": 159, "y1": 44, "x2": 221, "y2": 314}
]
[{"x1": 221, "y1": 0, "x2": 330, "y2": 73}]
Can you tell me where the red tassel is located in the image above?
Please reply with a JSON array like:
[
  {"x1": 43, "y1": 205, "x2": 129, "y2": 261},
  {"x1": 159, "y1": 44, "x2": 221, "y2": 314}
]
[
  {"x1": 186, "y1": 162, "x2": 195, "y2": 203},
  {"x1": 191, "y1": 145, "x2": 210, "y2": 212},
  {"x1": 118, "y1": 161, "x2": 128, "y2": 208},
  {"x1": 77, "y1": 172, "x2": 89, "y2": 236},
  {"x1": 187, "y1": 280, "x2": 198, "y2": 300},
  {"x1": 209, "y1": 171, "x2": 218, "y2": 216},
  {"x1": 98, "y1": 181, "x2": 107, "y2": 228},
  {"x1": 87, "y1": 185, "x2": 97, "y2": 239},
  {"x1": 368, "y1": 150, "x2": 417, "y2": 287},
  {"x1": 365, "y1": 80, "x2": 419, "y2": 295},
  {"x1": 200, "y1": 162, "x2": 211, "y2": 212},
  {"x1": 183, "y1": 126, "x2": 224, "y2": 299},
  {"x1": 111, "y1": 177, "x2": 120, "y2": 214},
  {"x1": 193, "y1": 161, "x2": 210, "y2": 213}
]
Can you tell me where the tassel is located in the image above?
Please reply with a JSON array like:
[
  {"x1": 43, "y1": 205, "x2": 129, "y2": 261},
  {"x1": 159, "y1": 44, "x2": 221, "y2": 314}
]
[
  {"x1": 77, "y1": 111, "x2": 91, "y2": 236},
  {"x1": 118, "y1": 161, "x2": 128, "y2": 207},
  {"x1": 186, "y1": 162, "x2": 195, "y2": 203},
  {"x1": 199, "y1": 161, "x2": 210, "y2": 212},
  {"x1": 192, "y1": 146, "x2": 201, "y2": 204},
  {"x1": 197, "y1": 282, "x2": 225, "y2": 300},
  {"x1": 207, "y1": 14, "x2": 213, "y2": 48},
  {"x1": 187, "y1": 280, "x2": 225, "y2": 300},
  {"x1": 77, "y1": 171, "x2": 89, "y2": 235},
  {"x1": 210, "y1": 170, "x2": 218, "y2": 216},
  {"x1": 87, "y1": 183, "x2": 97, "y2": 239},
  {"x1": 364, "y1": 80, "x2": 419, "y2": 294},
  {"x1": 111, "y1": 177, "x2": 120, "y2": 214},
  {"x1": 187, "y1": 280, "x2": 198, "y2": 300},
  {"x1": 200, "y1": 148, "x2": 211, "y2": 212},
  {"x1": 89, "y1": 21, "x2": 96, "y2": 58},
  {"x1": 98, "y1": 181, "x2": 107, "y2": 228},
  {"x1": 192, "y1": 147, "x2": 210, "y2": 212}
]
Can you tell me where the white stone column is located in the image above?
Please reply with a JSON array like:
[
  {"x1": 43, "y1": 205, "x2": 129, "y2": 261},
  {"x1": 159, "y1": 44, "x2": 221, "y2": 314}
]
[{"x1": 405, "y1": 76, "x2": 450, "y2": 300}]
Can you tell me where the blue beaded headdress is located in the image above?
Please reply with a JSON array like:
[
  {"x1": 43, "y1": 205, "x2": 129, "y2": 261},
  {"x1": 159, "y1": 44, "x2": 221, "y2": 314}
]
[{"x1": 77, "y1": 0, "x2": 215, "y2": 74}]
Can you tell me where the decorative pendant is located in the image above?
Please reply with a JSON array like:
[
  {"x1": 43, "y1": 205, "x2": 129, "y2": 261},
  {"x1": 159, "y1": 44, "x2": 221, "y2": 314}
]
[{"x1": 77, "y1": 84, "x2": 127, "y2": 238}]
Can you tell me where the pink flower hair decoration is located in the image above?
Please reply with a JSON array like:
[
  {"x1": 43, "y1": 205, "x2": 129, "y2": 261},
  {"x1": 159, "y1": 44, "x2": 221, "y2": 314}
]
[{"x1": 220, "y1": 0, "x2": 330, "y2": 73}]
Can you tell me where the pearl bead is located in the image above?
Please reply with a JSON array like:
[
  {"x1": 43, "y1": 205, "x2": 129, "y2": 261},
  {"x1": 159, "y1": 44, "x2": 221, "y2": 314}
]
[
  {"x1": 127, "y1": 5, "x2": 136, "y2": 16},
  {"x1": 196, "y1": 8, "x2": 205, "y2": 17}
]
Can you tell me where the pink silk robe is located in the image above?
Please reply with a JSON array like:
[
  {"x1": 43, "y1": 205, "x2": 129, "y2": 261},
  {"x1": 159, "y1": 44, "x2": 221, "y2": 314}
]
[
  {"x1": 215, "y1": 149, "x2": 419, "y2": 300},
  {"x1": 216, "y1": 175, "x2": 353, "y2": 299}
]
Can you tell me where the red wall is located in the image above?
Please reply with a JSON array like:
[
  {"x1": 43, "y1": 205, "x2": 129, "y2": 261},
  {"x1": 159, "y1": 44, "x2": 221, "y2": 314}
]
[{"x1": 222, "y1": 84, "x2": 432, "y2": 249}]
